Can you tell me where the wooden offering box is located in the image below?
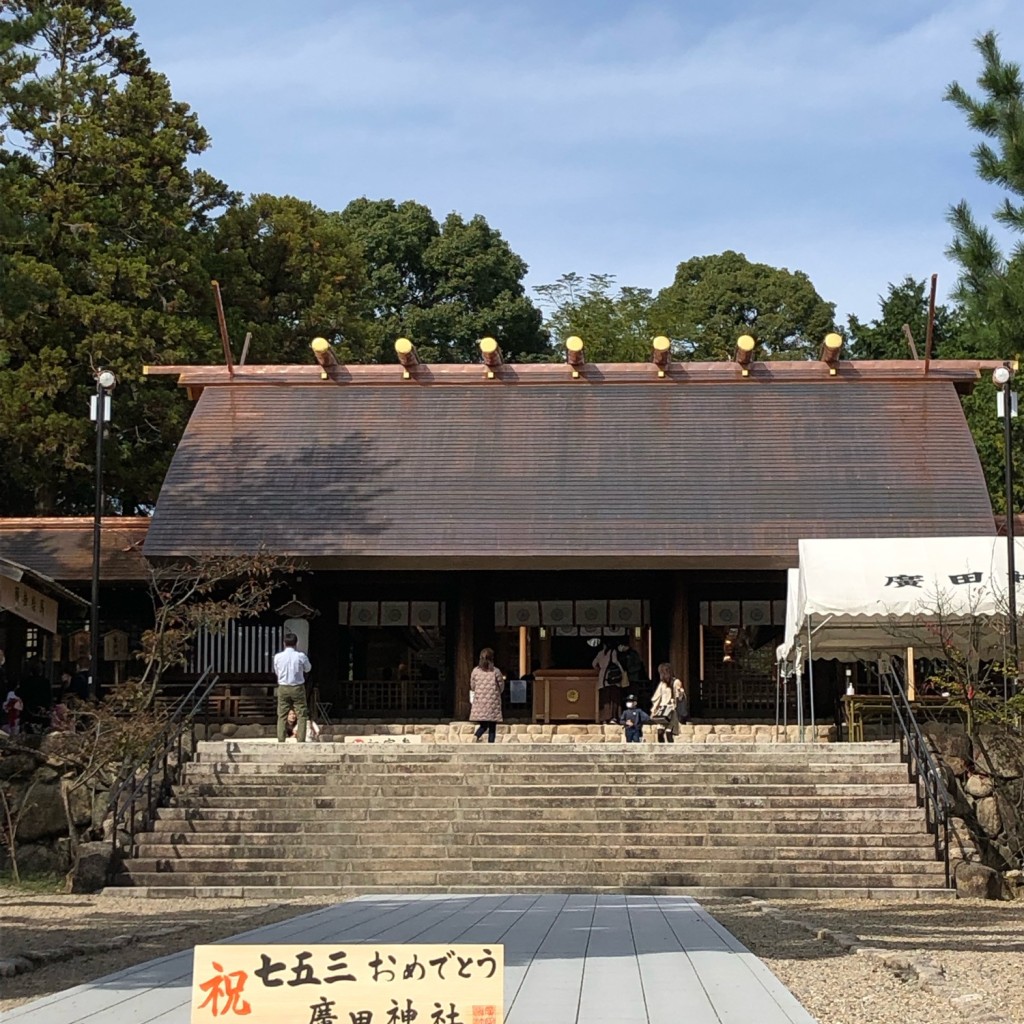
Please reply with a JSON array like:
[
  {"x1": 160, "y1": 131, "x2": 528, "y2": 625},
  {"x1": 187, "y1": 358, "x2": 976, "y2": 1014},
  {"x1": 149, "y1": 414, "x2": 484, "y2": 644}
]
[{"x1": 533, "y1": 669, "x2": 599, "y2": 723}]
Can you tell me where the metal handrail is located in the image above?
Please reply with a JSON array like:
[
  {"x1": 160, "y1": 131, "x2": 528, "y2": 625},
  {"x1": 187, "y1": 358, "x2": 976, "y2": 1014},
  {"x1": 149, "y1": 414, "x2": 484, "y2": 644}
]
[
  {"x1": 881, "y1": 667, "x2": 954, "y2": 887},
  {"x1": 106, "y1": 668, "x2": 220, "y2": 880}
]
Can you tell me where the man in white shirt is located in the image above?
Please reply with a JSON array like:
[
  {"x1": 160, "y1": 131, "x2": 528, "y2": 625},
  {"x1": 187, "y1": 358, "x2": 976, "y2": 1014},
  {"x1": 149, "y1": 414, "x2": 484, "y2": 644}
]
[{"x1": 273, "y1": 632, "x2": 312, "y2": 743}]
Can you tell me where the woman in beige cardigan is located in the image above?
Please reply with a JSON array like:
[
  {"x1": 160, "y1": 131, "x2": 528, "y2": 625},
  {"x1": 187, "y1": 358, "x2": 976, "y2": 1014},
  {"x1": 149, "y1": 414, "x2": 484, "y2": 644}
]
[{"x1": 650, "y1": 662, "x2": 685, "y2": 743}]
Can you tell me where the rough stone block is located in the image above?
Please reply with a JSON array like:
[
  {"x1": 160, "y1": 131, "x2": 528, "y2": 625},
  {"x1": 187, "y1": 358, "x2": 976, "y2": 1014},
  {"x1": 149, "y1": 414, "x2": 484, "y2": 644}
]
[
  {"x1": 973, "y1": 727, "x2": 1024, "y2": 779},
  {"x1": 70, "y1": 841, "x2": 114, "y2": 893},
  {"x1": 964, "y1": 773, "x2": 994, "y2": 799},
  {"x1": 976, "y1": 796, "x2": 1002, "y2": 837},
  {"x1": 954, "y1": 860, "x2": 1001, "y2": 899}
]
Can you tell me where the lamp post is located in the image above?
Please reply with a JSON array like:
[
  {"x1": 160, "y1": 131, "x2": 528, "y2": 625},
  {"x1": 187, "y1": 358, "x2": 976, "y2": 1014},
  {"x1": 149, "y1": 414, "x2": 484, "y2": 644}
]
[
  {"x1": 89, "y1": 369, "x2": 117, "y2": 700},
  {"x1": 994, "y1": 363, "x2": 1018, "y2": 691}
]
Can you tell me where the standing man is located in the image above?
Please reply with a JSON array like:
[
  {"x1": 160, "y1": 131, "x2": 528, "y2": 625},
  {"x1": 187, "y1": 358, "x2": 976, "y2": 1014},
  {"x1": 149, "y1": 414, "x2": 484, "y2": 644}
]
[{"x1": 274, "y1": 632, "x2": 311, "y2": 743}]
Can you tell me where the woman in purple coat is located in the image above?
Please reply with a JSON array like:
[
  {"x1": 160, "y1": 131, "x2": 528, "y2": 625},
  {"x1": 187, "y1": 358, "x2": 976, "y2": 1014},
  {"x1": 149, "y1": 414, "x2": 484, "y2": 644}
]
[{"x1": 470, "y1": 647, "x2": 505, "y2": 743}]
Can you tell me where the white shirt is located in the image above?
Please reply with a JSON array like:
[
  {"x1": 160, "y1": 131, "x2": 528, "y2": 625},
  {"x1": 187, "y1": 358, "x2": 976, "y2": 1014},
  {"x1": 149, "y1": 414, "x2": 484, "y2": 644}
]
[{"x1": 274, "y1": 647, "x2": 311, "y2": 686}]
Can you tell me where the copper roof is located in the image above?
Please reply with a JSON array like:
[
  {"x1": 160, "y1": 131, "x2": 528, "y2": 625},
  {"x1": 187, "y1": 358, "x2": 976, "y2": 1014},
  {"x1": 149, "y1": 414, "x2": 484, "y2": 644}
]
[
  {"x1": 143, "y1": 371, "x2": 994, "y2": 569},
  {"x1": 0, "y1": 518, "x2": 151, "y2": 581}
]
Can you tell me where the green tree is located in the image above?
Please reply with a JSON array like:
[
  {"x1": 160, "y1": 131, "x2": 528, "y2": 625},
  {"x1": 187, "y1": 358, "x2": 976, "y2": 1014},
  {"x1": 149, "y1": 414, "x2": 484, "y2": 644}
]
[
  {"x1": 651, "y1": 250, "x2": 837, "y2": 360},
  {"x1": 944, "y1": 31, "x2": 1024, "y2": 512},
  {"x1": 338, "y1": 198, "x2": 548, "y2": 363},
  {"x1": 847, "y1": 277, "x2": 961, "y2": 360},
  {"x1": 0, "y1": 0, "x2": 230, "y2": 514},
  {"x1": 207, "y1": 194, "x2": 369, "y2": 365},
  {"x1": 533, "y1": 273, "x2": 656, "y2": 362}
]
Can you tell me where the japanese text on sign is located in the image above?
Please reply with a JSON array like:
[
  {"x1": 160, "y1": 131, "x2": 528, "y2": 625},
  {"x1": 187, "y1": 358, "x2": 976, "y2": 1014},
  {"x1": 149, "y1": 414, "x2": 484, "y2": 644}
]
[
  {"x1": 191, "y1": 944, "x2": 503, "y2": 1024},
  {"x1": 883, "y1": 571, "x2": 1024, "y2": 589}
]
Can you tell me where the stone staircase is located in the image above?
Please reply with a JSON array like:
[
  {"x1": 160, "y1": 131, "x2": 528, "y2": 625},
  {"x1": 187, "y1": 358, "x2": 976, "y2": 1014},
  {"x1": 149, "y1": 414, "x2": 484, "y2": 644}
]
[{"x1": 110, "y1": 740, "x2": 952, "y2": 898}]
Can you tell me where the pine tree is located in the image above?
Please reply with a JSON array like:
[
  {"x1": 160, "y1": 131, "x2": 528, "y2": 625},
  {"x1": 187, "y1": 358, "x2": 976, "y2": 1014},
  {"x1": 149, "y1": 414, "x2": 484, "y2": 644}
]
[{"x1": 945, "y1": 31, "x2": 1024, "y2": 512}]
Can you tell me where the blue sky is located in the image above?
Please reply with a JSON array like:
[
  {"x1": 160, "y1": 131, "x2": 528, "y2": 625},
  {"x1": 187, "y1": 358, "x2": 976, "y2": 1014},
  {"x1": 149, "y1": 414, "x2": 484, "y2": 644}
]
[{"x1": 129, "y1": 0, "x2": 1024, "y2": 324}]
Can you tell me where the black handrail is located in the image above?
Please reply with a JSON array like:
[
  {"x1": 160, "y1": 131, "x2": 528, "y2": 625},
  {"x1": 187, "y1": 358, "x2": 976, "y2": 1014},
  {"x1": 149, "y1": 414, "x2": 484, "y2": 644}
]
[
  {"x1": 881, "y1": 667, "x2": 954, "y2": 887},
  {"x1": 106, "y1": 668, "x2": 220, "y2": 881}
]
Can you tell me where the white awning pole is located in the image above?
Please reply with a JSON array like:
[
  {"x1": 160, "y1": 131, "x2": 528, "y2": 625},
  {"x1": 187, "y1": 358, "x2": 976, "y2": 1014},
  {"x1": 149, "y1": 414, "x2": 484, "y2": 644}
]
[
  {"x1": 807, "y1": 616, "x2": 817, "y2": 744},
  {"x1": 797, "y1": 616, "x2": 806, "y2": 742}
]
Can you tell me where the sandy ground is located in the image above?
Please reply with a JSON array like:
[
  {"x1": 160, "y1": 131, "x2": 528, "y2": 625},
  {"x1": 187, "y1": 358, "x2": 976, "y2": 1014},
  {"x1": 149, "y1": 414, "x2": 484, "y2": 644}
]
[{"x1": 1, "y1": 889, "x2": 1022, "y2": 1023}]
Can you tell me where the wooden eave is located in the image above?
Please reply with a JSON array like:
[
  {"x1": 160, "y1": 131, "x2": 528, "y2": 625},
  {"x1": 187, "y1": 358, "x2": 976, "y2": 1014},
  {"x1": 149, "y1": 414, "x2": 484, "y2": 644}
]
[{"x1": 0, "y1": 517, "x2": 151, "y2": 582}]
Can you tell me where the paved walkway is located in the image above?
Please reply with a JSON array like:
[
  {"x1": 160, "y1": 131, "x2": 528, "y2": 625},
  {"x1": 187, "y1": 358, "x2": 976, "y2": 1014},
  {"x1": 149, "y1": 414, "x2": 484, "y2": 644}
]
[{"x1": 5, "y1": 894, "x2": 817, "y2": 1023}]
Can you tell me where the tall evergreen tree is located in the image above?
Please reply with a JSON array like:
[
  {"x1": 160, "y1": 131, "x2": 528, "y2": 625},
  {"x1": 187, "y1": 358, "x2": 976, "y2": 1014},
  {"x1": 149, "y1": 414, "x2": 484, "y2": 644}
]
[
  {"x1": 208, "y1": 194, "x2": 369, "y2": 365},
  {"x1": 0, "y1": 1, "x2": 231, "y2": 514},
  {"x1": 651, "y1": 251, "x2": 837, "y2": 361},
  {"x1": 945, "y1": 31, "x2": 1024, "y2": 511},
  {"x1": 338, "y1": 198, "x2": 548, "y2": 363},
  {"x1": 847, "y1": 277, "x2": 960, "y2": 361}
]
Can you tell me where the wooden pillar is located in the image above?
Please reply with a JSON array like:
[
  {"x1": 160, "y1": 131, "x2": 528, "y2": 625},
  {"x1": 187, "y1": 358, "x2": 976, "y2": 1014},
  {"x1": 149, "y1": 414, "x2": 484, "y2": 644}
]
[
  {"x1": 518, "y1": 626, "x2": 528, "y2": 678},
  {"x1": 906, "y1": 646, "x2": 916, "y2": 701},
  {"x1": 454, "y1": 579, "x2": 476, "y2": 720},
  {"x1": 670, "y1": 574, "x2": 689, "y2": 702}
]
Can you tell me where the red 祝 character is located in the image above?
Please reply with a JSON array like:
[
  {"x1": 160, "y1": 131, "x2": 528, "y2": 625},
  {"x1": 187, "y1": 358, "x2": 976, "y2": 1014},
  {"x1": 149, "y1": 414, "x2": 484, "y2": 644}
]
[{"x1": 197, "y1": 961, "x2": 252, "y2": 1017}]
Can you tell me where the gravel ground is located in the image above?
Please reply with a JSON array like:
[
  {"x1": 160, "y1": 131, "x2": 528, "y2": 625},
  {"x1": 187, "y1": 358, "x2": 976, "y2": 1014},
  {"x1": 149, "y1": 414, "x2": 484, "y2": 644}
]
[
  {"x1": 704, "y1": 897, "x2": 1024, "y2": 1024},
  {"x1": 1, "y1": 888, "x2": 1022, "y2": 1022}
]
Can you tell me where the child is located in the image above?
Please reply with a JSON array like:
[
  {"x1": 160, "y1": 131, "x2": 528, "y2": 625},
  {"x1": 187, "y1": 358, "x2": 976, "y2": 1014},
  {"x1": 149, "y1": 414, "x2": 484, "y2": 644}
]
[
  {"x1": 3, "y1": 686, "x2": 24, "y2": 736},
  {"x1": 618, "y1": 694, "x2": 650, "y2": 743},
  {"x1": 284, "y1": 708, "x2": 321, "y2": 742}
]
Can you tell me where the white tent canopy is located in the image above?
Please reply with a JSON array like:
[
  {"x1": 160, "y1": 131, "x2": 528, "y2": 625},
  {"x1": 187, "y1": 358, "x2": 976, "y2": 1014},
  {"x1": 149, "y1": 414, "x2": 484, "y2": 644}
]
[{"x1": 781, "y1": 536, "x2": 1024, "y2": 663}]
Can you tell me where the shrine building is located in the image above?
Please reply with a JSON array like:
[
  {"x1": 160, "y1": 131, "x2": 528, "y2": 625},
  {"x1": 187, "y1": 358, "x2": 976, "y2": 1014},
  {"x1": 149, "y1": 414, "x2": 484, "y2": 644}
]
[{"x1": 121, "y1": 342, "x2": 999, "y2": 724}]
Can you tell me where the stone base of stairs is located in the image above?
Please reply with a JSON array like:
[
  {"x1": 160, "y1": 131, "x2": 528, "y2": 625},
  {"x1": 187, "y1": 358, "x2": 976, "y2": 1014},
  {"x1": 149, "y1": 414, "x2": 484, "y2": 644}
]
[
  {"x1": 206, "y1": 721, "x2": 839, "y2": 743},
  {"x1": 103, "y1": 884, "x2": 955, "y2": 900}
]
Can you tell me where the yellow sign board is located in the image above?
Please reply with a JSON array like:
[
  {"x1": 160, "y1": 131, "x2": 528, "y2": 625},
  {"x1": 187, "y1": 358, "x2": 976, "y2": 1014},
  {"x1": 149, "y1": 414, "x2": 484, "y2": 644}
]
[
  {"x1": 191, "y1": 943, "x2": 503, "y2": 1024},
  {"x1": 0, "y1": 576, "x2": 57, "y2": 633}
]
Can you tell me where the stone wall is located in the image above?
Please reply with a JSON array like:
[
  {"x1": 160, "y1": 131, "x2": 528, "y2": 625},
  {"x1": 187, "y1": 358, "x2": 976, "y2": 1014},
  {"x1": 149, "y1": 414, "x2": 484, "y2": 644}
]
[
  {"x1": 923, "y1": 722, "x2": 1024, "y2": 900},
  {"x1": 0, "y1": 734, "x2": 126, "y2": 891}
]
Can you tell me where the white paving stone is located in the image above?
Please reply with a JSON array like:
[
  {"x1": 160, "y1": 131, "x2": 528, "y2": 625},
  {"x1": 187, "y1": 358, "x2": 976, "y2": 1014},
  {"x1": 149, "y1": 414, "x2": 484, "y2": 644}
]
[{"x1": 5, "y1": 894, "x2": 818, "y2": 1023}]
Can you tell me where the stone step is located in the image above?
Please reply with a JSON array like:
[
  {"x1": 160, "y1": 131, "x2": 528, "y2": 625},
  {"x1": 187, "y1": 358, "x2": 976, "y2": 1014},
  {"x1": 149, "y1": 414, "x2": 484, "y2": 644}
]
[
  {"x1": 149, "y1": 814, "x2": 931, "y2": 837},
  {"x1": 119, "y1": 867, "x2": 947, "y2": 889},
  {"x1": 126, "y1": 850, "x2": 946, "y2": 874},
  {"x1": 154, "y1": 804, "x2": 929, "y2": 824},
  {"x1": 183, "y1": 762, "x2": 908, "y2": 779},
  {"x1": 174, "y1": 781, "x2": 917, "y2": 800},
  {"x1": 141, "y1": 827, "x2": 935, "y2": 849},
  {"x1": 169, "y1": 793, "x2": 921, "y2": 810},
  {"x1": 133, "y1": 840, "x2": 938, "y2": 863}
]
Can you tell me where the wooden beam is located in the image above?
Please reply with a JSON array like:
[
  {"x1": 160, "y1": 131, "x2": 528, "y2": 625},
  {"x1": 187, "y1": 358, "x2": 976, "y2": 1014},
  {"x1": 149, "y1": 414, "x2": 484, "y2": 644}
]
[
  {"x1": 923, "y1": 273, "x2": 938, "y2": 376},
  {"x1": 480, "y1": 337, "x2": 503, "y2": 372},
  {"x1": 652, "y1": 335, "x2": 671, "y2": 376},
  {"x1": 210, "y1": 280, "x2": 235, "y2": 376},
  {"x1": 519, "y1": 625, "x2": 528, "y2": 678},
  {"x1": 454, "y1": 581, "x2": 475, "y2": 721},
  {"x1": 395, "y1": 337, "x2": 419, "y2": 378},
  {"x1": 735, "y1": 335, "x2": 755, "y2": 375},
  {"x1": 670, "y1": 575, "x2": 687, "y2": 709},
  {"x1": 902, "y1": 324, "x2": 919, "y2": 360},
  {"x1": 141, "y1": 358, "x2": 998, "y2": 392},
  {"x1": 311, "y1": 338, "x2": 338, "y2": 377},
  {"x1": 820, "y1": 332, "x2": 843, "y2": 375},
  {"x1": 565, "y1": 336, "x2": 585, "y2": 376}
]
